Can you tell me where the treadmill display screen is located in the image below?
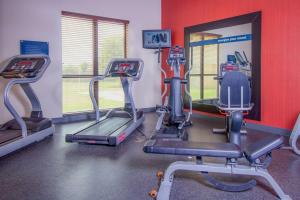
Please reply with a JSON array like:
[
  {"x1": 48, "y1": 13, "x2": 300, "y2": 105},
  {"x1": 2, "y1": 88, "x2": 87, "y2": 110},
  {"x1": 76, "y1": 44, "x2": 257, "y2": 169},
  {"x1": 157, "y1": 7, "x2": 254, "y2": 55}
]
[
  {"x1": 109, "y1": 61, "x2": 140, "y2": 77},
  {"x1": 11, "y1": 60, "x2": 37, "y2": 70},
  {"x1": 169, "y1": 47, "x2": 185, "y2": 60},
  {"x1": 0, "y1": 57, "x2": 45, "y2": 78}
]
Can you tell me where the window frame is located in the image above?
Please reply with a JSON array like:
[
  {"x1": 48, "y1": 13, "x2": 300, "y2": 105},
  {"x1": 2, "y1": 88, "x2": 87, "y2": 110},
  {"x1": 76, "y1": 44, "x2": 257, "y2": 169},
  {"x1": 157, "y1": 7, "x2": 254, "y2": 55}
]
[{"x1": 61, "y1": 11, "x2": 129, "y2": 114}]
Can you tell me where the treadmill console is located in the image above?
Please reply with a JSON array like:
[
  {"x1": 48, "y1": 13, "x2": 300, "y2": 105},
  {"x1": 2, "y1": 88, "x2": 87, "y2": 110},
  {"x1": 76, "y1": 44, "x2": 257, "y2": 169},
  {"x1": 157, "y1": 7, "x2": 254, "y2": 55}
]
[
  {"x1": 0, "y1": 57, "x2": 46, "y2": 79},
  {"x1": 108, "y1": 60, "x2": 141, "y2": 78},
  {"x1": 167, "y1": 46, "x2": 186, "y2": 65}
]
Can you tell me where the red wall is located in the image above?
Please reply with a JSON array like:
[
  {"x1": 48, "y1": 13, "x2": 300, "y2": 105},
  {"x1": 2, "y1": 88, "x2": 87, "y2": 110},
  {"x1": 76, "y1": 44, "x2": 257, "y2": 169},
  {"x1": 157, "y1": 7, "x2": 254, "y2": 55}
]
[{"x1": 161, "y1": 0, "x2": 300, "y2": 130}]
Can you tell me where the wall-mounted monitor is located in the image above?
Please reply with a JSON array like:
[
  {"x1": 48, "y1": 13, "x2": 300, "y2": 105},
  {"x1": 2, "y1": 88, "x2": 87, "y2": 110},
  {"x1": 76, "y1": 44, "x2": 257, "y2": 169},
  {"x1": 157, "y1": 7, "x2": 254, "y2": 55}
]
[{"x1": 142, "y1": 29, "x2": 171, "y2": 49}]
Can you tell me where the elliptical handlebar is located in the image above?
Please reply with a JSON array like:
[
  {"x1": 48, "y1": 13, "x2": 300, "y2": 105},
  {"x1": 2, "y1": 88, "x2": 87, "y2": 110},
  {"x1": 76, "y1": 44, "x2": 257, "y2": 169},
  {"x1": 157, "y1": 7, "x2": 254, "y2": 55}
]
[
  {"x1": 235, "y1": 51, "x2": 252, "y2": 69},
  {"x1": 158, "y1": 58, "x2": 168, "y2": 103},
  {"x1": 184, "y1": 47, "x2": 193, "y2": 123}
]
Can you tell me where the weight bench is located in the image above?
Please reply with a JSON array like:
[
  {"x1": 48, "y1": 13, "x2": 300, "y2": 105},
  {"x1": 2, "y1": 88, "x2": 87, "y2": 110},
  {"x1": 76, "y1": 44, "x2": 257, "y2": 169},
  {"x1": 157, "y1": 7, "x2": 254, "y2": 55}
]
[{"x1": 144, "y1": 135, "x2": 291, "y2": 200}]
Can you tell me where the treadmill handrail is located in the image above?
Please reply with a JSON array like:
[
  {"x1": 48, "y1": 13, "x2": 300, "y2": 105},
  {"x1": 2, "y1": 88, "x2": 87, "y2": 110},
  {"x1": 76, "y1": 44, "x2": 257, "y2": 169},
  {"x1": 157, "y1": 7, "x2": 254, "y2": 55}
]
[
  {"x1": 2, "y1": 55, "x2": 51, "y2": 137},
  {"x1": 89, "y1": 75, "x2": 105, "y2": 121},
  {"x1": 90, "y1": 58, "x2": 143, "y2": 122},
  {"x1": 89, "y1": 75, "x2": 138, "y2": 122},
  {"x1": 20, "y1": 84, "x2": 43, "y2": 117},
  {"x1": 122, "y1": 77, "x2": 137, "y2": 122},
  {"x1": 4, "y1": 80, "x2": 27, "y2": 137}
]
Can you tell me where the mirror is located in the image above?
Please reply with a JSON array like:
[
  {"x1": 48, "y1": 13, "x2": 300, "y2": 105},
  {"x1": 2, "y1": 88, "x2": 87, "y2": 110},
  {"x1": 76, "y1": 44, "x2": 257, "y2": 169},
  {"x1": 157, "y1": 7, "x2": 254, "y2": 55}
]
[{"x1": 184, "y1": 12, "x2": 261, "y2": 120}]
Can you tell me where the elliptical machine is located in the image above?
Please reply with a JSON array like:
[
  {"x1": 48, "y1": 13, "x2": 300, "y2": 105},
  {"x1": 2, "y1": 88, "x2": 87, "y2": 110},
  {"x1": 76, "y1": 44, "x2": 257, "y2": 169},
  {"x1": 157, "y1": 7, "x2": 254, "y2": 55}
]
[{"x1": 154, "y1": 46, "x2": 192, "y2": 140}]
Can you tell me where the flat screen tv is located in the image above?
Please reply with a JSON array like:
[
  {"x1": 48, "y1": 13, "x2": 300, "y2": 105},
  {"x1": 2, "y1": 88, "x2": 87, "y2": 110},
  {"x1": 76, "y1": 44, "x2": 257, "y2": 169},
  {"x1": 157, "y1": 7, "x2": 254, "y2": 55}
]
[{"x1": 142, "y1": 29, "x2": 171, "y2": 49}]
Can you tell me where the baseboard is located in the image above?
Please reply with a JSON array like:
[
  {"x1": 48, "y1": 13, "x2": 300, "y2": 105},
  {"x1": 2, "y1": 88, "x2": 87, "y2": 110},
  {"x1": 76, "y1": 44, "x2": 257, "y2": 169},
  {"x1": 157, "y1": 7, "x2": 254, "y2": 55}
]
[
  {"x1": 142, "y1": 107, "x2": 156, "y2": 113},
  {"x1": 52, "y1": 108, "x2": 291, "y2": 137},
  {"x1": 246, "y1": 123, "x2": 290, "y2": 136},
  {"x1": 52, "y1": 107, "x2": 156, "y2": 124},
  {"x1": 52, "y1": 111, "x2": 97, "y2": 124}
]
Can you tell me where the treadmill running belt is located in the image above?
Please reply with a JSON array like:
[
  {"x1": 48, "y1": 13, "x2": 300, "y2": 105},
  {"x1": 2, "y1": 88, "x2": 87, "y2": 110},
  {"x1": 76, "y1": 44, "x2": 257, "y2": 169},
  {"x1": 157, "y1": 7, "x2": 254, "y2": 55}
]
[{"x1": 76, "y1": 117, "x2": 131, "y2": 137}]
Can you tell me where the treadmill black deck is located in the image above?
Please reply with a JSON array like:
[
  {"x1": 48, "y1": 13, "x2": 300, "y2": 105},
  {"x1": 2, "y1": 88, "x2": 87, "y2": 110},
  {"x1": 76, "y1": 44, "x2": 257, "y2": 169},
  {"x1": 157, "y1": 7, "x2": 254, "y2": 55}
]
[
  {"x1": 65, "y1": 110, "x2": 144, "y2": 146},
  {"x1": 66, "y1": 117, "x2": 132, "y2": 145},
  {"x1": 77, "y1": 117, "x2": 131, "y2": 137}
]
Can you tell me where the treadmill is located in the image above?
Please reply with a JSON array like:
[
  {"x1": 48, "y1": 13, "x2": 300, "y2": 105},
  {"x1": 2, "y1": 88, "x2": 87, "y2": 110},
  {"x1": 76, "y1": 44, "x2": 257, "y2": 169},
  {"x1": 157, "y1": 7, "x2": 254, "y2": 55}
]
[
  {"x1": 65, "y1": 58, "x2": 145, "y2": 146},
  {"x1": 0, "y1": 55, "x2": 54, "y2": 157}
]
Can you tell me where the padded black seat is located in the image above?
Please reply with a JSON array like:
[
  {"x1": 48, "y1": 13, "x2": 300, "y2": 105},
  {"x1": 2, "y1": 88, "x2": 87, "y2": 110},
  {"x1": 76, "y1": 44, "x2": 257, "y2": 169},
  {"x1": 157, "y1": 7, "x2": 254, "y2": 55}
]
[
  {"x1": 244, "y1": 135, "x2": 284, "y2": 163},
  {"x1": 217, "y1": 71, "x2": 251, "y2": 108},
  {"x1": 143, "y1": 139, "x2": 243, "y2": 158}
]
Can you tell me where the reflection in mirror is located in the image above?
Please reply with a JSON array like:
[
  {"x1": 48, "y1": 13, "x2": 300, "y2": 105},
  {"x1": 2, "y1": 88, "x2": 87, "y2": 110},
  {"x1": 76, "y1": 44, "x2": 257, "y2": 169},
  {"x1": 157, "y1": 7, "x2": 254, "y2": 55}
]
[
  {"x1": 184, "y1": 12, "x2": 261, "y2": 120},
  {"x1": 190, "y1": 23, "x2": 251, "y2": 105}
]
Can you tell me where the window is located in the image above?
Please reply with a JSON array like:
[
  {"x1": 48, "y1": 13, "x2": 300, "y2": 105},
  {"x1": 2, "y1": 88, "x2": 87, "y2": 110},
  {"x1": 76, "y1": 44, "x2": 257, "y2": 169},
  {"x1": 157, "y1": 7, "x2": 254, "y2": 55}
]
[
  {"x1": 61, "y1": 11, "x2": 128, "y2": 113},
  {"x1": 189, "y1": 33, "x2": 219, "y2": 102}
]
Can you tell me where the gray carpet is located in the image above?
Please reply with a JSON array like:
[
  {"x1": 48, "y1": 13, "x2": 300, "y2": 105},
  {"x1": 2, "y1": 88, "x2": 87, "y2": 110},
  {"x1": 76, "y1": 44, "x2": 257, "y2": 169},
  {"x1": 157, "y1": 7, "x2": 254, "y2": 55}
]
[{"x1": 0, "y1": 113, "x2": 299, "y2": 200}]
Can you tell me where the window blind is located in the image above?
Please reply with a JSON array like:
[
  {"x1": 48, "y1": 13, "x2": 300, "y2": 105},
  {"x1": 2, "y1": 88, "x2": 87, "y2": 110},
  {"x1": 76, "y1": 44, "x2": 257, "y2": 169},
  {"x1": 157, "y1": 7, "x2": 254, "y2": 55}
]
[
  {"x1": 98, "y1": 21, "x2": 126, "y2": 74},
  {"x1": 62, "y1": 15, "x2": 94, "y2": 75},
  {"x1": 61, "y1": 11, "x2": 128, "y2": 113}
]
